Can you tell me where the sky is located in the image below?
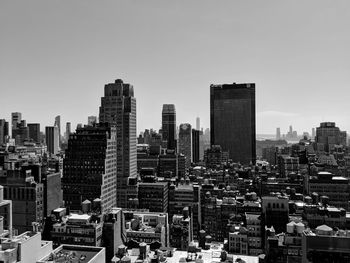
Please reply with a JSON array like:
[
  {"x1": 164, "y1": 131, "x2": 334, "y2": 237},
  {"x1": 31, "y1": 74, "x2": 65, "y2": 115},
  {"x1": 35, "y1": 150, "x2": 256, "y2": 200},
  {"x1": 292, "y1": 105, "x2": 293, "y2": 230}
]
[{"x1": 1, "y1": 0, "x2": 350, "y2": 135}]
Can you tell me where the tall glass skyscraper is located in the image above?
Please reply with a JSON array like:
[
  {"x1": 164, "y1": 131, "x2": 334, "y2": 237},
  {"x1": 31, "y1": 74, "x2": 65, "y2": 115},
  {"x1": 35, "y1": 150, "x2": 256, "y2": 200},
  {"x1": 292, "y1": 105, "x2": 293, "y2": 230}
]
[
  {"x1": 99, "y1": 79, "x2": 137, "y2": 208},
  {"x1": 210, "y1": 83, "x2": 256, "y2": 164},
  {"x1": 162, "y1": 104, "x2": 176, "y2": 151}
]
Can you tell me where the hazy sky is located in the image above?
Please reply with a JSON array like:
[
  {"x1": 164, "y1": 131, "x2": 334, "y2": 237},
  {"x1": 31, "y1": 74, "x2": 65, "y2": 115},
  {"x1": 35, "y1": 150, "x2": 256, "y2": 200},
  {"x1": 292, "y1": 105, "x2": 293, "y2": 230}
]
[{"x1": 1, "y1": 0, "x2": 350, "y2": 135}]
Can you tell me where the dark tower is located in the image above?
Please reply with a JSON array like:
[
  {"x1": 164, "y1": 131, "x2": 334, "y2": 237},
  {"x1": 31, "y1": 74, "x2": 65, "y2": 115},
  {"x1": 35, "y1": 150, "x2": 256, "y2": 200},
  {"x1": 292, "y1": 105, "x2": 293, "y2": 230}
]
[
  {"x1": 210, "y1": 83, "x2": 256, "y2": 164},
  {"x1": 162, "y1": 104, "x2": 176, "y2": 151}
]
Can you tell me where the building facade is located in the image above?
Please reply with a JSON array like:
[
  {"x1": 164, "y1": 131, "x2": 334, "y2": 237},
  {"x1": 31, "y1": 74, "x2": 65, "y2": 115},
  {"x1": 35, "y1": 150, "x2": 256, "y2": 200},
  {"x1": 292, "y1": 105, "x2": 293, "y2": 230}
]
[
  {"x1": 99, "y1": 79, "x2": 137, "y2": 208},
  {"x1": 162, "y1": 104, "x2": 176, "y2": 151},
  {"x1": 210, "y1": 83, "x2": 256, "y2": 164}
]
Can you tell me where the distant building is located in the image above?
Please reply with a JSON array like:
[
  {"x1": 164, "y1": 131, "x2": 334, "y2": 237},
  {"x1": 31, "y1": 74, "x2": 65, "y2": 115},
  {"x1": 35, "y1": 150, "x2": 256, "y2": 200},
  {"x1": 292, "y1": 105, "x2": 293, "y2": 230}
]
[
  {"x1": 11, "y1": 112, "x2": 22, "y2": 131},
  {"x1": 54, "y1": 115, "x2": 61, "y2": 146},
  {"x1": 178, "y1": 123, "x2": 192, "y2": 169},
  {"x1": 88, "y1": 116, "x2": 98, "y2": 126},
  {"x1": 28, "y1": 123, "x2": 40, "y2": 143},
  {"x1": 204, "y1": 145, "x2": 229, "y2": 168},
  {"x1": 210, "y1": 83, "x2": 256, "y2": 164},
  {"x1": 196, "y1": 117, "x2": 200, "y2": 131},
  {"x1": 62, "y1": 124, "x2": 117, "y2": 213},
  {"x1": 192, "y1": 129, "x2": 200, "y2": 163},
  {"x1": 99, "y1": 79, "x2": 137, "y2": 208},
  {"x1": 45, "y1": 126, "x2": 59, "y2": 155},
  {"x1": 316, "y1": 122, "x2": 347, "y2": 152},
  {"x1": 162, "y1": 104, "x2": 176, "y2": 151},
  {"x1": 276, "y1": 127, "x2": 281, "y2": 140},
  {"x1": 65, "y1": 122, "x2": 71, "y2": 142},
  {"x1": 0, "y1": 119, "x2": 9, "y2": 145},
  {"x1": 12, "y1": 120, "x2": 29, "y2": 145}
]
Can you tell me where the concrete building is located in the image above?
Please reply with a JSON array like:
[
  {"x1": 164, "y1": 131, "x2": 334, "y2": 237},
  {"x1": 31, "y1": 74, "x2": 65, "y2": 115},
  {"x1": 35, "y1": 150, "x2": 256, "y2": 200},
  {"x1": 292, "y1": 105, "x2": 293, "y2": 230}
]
[
  {"x1": 0, "y1": 168, "x2": 43, "y2": 234},
  {"x1": 124, "y1": 210, "x2": 169, "y2": 248},
  {"x1": 51, "y1": 211, "x2": 103, "y2": 247},
  {"x1": 45, "y1": 126, "x2": 59, "y2": 155},
  {"x1": 88, "y1": 116, "x2": 97, "y2": 126},
  {"x1": 169, "y1": 181, "x2": 200, "y2": 239},
  {"x1": 302, "y1": 225, "x2": 350, "y2": 263},
  {"x1": 170, "y1": 208, "x2": 192, "y2": 250},
  {"x1": 102, "y1": 208, "x2": 125, "y2": 262},
  {"x1": 99, "y1": 79, "x2": 137, "y2": 208},
  {"x1": 11, "y1": 112, "x2": 22, "y2": 132},
  {"x1": 62, "y1": 124, "x2": 117, "y2": 213},
  {"x1": 138, "y1": 182, "x2": 168, "y2": 213},
  {"x1": 278, "y1": 155, "x2": 299, "y2": 178},
  {"x1": 262, "y1": 196, "x2": 289, "y2": 234},
  {"x1": 12, "y1": 120, "x2": 29, "y2": 145},
  {"x1": 308, "y1": 171, "x2": 350, "y2": 211},
  {"x1": 162, "y1": 104, "x2": 176, "y2": 151},
  {"x1": 210, "y1": 83, "x2": 256, "y2": 164},
  {"x1": 178, "y1": 123, "x2": 192, "y2": 169}
]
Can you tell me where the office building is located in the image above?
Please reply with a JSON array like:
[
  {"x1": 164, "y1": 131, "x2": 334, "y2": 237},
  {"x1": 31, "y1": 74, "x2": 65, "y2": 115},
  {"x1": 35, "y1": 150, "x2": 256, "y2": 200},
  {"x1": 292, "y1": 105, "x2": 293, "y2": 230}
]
[
  {"x1": 0, "y1": 168, "x2": 43, "y2": 234},
  {"x1": 99, "y1": 79, "x2": 137, "y2": 208},
  {"x1": 196, "y1": 117, "x2": 200, "y2": 131},
  {"x1": 262, "y1": 196, "x2": 289, "y2": 234},
  {"x1": 12, "y1": 119, "x2": 29, "y2": 145},
  {"x1": 28, "y1": 123, "x2": 40, "y2": 143},
  {"x1": 276, "y1": 127, "x2": 281, "y2": 140},
  {"x1": 62, "y1": 124, "x2": 117, "y2": 212},
  {"x1": 178, "y1": 123, "x2": 192, "y2": 169},
  {"x1": 65, "y1": 122, "x2": 71, "y2": 142},
  {"x1": 54, "y1": 115, "x2": 61, "y2": 146},
  {"x1": 192, "y1": 129, "x2": 200, "y2": 163},
  {"x1": 0, "y1": 119, "x2": 9, "y2": 145},
  {"x1": 138, "y1": 182, "x2": 169, "y2": 213},
  {"x1": 11, "y1": 112, "x2": 22, "y2": 131},
  {"x1": 316, "y1": 122, "x2": 347, "y2": 152},
  {"x1": 162, "y1": 104, "x2": 176, "y2": 151},
  {"x1": 210, "y1": 83, "x2": 256, "y2": 164},
  {"x1": 45, "y1": 126, "x2": 59, "y2": 155}
]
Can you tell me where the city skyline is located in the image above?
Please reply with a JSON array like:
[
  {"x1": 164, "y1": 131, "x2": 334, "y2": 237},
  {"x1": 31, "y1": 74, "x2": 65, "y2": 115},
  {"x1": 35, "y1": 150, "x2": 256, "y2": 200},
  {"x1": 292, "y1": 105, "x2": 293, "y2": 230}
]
[{"x1": 1, "y1": 1, "x2": 350, "y2": 134}]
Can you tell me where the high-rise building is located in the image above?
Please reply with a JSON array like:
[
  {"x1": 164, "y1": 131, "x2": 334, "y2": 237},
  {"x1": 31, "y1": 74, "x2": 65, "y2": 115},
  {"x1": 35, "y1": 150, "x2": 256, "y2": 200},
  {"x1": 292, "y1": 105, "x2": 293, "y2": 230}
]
[
  {"x1": 11, "y1": 112, "x2": 22, "y2": 131},
  {"x1": 178, "y1": 123, "x2": 192, "y2": 169},
  {"x1": 162, "y1": 104, "x2": 176, "y2": 151},
  {"x1": 99, "y1": 79, "x2": 137, "y2": 208},
  {"x1": 62, "y1": 124, "x2": 117, "y2": 212},
  {"x1": 54, "y1": 116, "x2": 61, "y2": 146},
  {"x1": 192, "y1": 129, "x2": 200, "y2": 163},
  {"x1": 0, "y1": 119, "x2": 9, "y2": 145},
  {"x1": 315, "y1": 122, "x2": 346, "y2": 152},
  {"x1": 65, "y1": 122, "x2": 71, "y2": 142},
  {"x1": 276, "y1": 127, "x2": 281, "y2": 140},
  {"x1": 28, "y1": 123, "x2": 40, "y2": 143},
  {"x1": 45, "y1": 126, "x2": 59, "y2": 155},
  {"x1": 138, "y1": 182, "x2": 169, "y2": 213},
  {"x1": 88, "y1": 116, "x2": 97, "y2": 126},
  {"x1": 312, "y1": 127, "x2": 316, "y2": 139},
  {"x1": 12, "y1": 120, "x2": 29, "y2": 145},
  {"x1": 210, "y1": 83, "x2": 256, "y2": 164},
  {"x1": 196, "y1": 117, "x2": 200, "y2": 131}
]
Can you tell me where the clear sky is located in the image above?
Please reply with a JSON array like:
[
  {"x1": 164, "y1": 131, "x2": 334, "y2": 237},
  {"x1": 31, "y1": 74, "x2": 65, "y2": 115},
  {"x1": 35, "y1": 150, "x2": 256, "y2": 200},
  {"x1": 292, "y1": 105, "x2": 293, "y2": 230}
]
[{"x1": 1, "y1": 0, "x2": 350, "y2": 135}]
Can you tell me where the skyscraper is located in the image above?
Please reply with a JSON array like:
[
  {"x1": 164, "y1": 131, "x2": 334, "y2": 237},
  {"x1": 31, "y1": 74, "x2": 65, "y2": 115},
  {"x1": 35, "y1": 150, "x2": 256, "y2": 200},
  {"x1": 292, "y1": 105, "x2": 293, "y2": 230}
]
[
  {"x1": 11, "y1": 112, "x2": 22, "y2": 131},
  {"x1": 28, "y1": 123, "x2": 41, "y2": 143},
  {"x1": 45, "y1": 126, "x2": 59, "y2": 155},
  {"x1": 62, "y1": 124, "x2": 117, "y2": 212},
  {"x1": 196, "y1": 117, "x2": 200, "y2": 131},
  {"x1": 276, "y1": 127, "x2": 281, "y2": 140},
  {"x1": 178, "y1": 123, "x2": 192, "y2": 169},
  {"x1": 99, "y1": 79, "x2": 137, "y2": 208},
  {"x1": 162, "y1": 104, "x2": 176, "y2": 151},
  {"x1": 65, "y1": 122, "x2": 71, "y2": 142},
  {"x1": 210, "y1": 83, "x2": 256, "y2": 164},
  {"x1": 192, "y1": 129, "x2": 200, "y2": 163},
  {"x1": 54, "y1": 116, "x2": 61, "y2": 146},
  {"x1": 0, "y1": 119, "x2": 9, "y2": 145}
]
